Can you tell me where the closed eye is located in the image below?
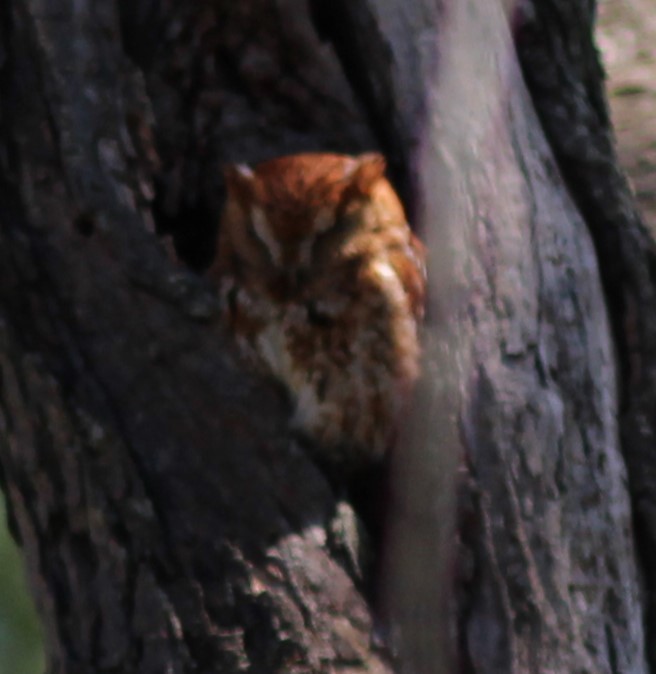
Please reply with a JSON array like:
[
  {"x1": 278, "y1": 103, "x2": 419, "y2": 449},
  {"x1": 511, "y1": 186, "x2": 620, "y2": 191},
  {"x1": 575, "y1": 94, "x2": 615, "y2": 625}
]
[
  {"x1": 313, "y1": 208, "x2": 335, "y2": 233},
  {"x1": 311, "y1": 214, "x2": 357, "y2": 258}
]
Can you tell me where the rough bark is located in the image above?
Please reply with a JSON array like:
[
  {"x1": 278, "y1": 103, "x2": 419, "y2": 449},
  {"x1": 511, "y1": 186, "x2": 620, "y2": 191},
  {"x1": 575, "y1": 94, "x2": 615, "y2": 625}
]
[
  {"x1": 514, "y1": 3, "x2": 656, "y2": 668},
  {"x1": 370, "y1": 2, "x2": 645, "y2": 672},
  {"x1": 0, "y1": 1, "x2": 652, "y2": 673},
  {"x1": 0, "y1": 2, "x2": 388, "y2": 672}
]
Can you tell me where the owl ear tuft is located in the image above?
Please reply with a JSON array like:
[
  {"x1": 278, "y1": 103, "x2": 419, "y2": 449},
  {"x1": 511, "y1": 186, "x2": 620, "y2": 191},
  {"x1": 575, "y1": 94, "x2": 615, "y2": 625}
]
[
  {"x1": 347, "y1": 153, "x2": 387, "y2": 195},
  {"x1": 223, "y1": 163, "x2": 256, "y2": 206}
]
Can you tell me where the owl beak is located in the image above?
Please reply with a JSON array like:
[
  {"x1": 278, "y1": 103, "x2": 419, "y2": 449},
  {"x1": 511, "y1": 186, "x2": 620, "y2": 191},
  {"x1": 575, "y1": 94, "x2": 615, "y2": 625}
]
[
  {"x1": 278, "y1": 268, "x2": 309, "y2": 295},
  {"x1": 294, "y1": 268, "x2": 309, "y2": 286}
]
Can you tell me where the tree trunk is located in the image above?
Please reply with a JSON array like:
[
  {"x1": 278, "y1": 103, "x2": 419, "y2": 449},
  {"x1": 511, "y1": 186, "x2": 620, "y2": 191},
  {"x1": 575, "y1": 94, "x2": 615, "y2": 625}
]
[{"x1": 0, "y1": 1, "x2": 653, "y2": 673}]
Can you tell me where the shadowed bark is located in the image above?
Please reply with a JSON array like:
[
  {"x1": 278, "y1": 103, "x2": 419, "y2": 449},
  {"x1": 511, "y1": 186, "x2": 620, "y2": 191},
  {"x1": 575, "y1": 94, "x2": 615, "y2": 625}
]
[{"x1": 0, "y1": 0, "x2": 653, "y2": 673}]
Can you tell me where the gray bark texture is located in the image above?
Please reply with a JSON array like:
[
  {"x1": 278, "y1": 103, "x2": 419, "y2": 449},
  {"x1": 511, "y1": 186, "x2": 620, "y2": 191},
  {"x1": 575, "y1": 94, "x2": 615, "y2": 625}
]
[{"x1": 0, "y1": 0, "x2": 653, "y2": 673}]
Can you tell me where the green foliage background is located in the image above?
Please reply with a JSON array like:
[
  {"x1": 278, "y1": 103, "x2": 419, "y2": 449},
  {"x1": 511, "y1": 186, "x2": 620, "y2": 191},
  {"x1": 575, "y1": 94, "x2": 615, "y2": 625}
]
[{"x1": 0, "y1": 496, "x2": 44, "y2": 674}]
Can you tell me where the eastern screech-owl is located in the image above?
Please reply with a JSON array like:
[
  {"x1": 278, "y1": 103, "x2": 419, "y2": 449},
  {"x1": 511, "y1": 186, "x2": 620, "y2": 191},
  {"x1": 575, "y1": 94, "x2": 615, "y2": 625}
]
[{"x1": 210, "y1": 152, "x2": 425, "y2": 466}]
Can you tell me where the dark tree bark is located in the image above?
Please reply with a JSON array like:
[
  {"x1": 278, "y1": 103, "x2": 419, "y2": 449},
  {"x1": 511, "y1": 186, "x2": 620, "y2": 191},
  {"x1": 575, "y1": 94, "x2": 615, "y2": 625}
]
[{"x1": 0, "y1": 1, "x2": 653, "y2": 673}]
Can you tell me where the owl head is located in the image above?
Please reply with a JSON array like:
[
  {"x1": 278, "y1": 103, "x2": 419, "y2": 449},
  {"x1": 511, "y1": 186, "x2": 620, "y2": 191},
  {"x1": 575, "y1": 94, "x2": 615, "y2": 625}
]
[{"x1": 214, "y1": 152, "x2": 408, "y2": 298}]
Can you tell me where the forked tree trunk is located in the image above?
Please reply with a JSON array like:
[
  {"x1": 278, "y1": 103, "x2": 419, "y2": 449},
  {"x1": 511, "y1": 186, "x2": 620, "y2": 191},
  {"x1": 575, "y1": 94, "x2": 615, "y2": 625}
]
[{"x1": 0, "y1": 1, "x2": 654, "y2": 673}]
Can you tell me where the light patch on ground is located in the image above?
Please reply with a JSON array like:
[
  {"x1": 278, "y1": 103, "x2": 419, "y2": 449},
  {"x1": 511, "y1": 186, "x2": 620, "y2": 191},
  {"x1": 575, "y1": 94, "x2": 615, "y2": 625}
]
[{"x1": 597, "y1": 0, "x2": 656, "y2": 236}]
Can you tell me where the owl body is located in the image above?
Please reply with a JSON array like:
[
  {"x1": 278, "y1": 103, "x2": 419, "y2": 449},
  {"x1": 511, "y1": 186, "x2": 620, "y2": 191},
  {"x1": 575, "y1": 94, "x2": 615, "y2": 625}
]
[{"x1": 211, "y1": 153, "x2": 425, "y2": 465}]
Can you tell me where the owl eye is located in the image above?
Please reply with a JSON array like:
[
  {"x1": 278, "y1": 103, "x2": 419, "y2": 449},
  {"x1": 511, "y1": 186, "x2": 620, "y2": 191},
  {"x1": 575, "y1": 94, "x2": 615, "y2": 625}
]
[
  {"x1": 312, "y1": 211, "x2": 357, "y2": 246},
  {"x1": 312, "y1": 208, "x2": 335, "y2": 233}
]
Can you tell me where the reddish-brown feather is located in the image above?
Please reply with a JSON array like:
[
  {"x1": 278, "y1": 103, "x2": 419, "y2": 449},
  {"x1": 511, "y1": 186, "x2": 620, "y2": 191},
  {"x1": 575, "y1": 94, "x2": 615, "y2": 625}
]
[{"x1": 212, "y1": 152, "x2": 426, "y2": 467}]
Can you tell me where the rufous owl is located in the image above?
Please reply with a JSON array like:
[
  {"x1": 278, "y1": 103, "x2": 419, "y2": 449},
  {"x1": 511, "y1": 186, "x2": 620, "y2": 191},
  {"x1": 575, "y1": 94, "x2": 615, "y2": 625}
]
[{"x1": 209, "y1": 152, "x2": 425, "y2": 466}]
